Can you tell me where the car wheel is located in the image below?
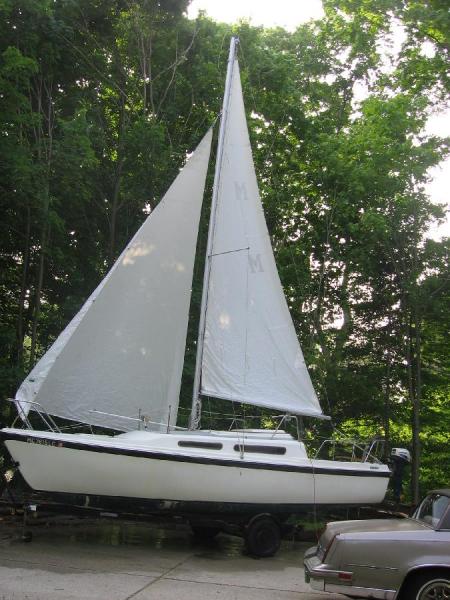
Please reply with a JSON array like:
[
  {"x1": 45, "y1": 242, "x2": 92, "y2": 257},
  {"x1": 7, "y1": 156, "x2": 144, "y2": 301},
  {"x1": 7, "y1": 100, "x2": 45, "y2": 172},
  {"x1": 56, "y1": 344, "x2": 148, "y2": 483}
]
[{"x1": 401, "y1": 570, "x2": 450, "y2": 600}]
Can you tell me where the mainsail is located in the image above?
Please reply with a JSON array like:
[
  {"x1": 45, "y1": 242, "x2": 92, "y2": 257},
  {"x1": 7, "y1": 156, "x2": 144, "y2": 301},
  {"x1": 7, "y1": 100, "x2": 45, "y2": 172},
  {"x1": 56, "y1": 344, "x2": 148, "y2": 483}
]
[
  {"x1": 16, "y1": 130, "x2": 213, "y2": 431},
  {"x1": 199, "y1": 59, "x2": 323, "y2": 418}
]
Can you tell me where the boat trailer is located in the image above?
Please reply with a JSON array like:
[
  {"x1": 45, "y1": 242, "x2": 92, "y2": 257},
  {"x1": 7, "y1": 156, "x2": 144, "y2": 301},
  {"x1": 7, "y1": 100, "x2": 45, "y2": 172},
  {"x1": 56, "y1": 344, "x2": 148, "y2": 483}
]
[{"x1": 0, "y1": 456, "x2": 292, "y2": 557}]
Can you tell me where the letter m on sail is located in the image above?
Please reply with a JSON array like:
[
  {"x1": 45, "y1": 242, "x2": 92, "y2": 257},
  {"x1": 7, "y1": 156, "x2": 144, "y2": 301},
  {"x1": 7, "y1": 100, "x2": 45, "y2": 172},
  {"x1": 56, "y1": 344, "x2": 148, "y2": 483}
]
[
  {"x1": 234, "y1": 182, "x2": 264, "y2": 274},
  {"x1": 249, "y1": 253, "x2": 263, "y2": 273}
]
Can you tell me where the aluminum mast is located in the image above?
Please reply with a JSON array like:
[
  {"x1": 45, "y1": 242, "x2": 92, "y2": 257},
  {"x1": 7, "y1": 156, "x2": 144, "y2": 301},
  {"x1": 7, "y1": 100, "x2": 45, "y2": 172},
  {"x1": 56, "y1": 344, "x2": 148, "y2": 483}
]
[{"x1": 189, "y1": 37, "x2": 239, "y2": 429}]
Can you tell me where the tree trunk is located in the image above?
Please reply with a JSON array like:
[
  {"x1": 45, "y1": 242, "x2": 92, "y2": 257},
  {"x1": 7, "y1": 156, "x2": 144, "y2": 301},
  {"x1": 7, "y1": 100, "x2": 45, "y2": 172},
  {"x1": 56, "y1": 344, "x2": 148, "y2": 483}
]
[
  {"x1": 107, "y1": 48, "x2": 127, "y2": 266},
  {"x1": 412, "y1": 303, "x2": 422, "y2": 504},
  {"x1": 406, "y1": 312, "x2": 421, "y2": 504},
  {"x1": 383, "y1": 352, "x2": 391, "y2": 459},
  {"x1": 29, "y1": 198, "x2": 49, "y2": 367},
  {"x1": 28, "y1": 75, "x2": 54, "y2": 367},
  {"x1": 16, "y1": 205, "x2": 31, "y2": 366},
  {"x1": 108, "y1": 155, "x2": 125, "y2": 265}
]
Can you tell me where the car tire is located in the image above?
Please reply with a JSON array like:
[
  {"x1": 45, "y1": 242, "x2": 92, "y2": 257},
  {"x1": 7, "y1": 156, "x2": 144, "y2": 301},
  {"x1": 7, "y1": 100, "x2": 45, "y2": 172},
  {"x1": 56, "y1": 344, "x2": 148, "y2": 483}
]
[
  {"x1": 400, "y1": 570, "x2": 450, "y2": 600},
  {"x1": 244, "y1": 516, "x2": 281, "y2": 558}
]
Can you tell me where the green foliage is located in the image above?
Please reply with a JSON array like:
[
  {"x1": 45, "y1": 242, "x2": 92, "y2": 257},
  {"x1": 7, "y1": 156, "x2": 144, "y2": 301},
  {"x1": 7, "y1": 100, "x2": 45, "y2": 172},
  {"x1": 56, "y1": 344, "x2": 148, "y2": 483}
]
[{"x1": 0, "y1": 0, "x2": 448, "y2": 493}]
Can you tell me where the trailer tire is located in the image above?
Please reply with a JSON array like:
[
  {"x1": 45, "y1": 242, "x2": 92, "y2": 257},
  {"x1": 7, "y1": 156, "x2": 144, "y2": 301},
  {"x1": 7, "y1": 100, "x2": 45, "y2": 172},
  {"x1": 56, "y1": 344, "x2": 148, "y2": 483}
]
[{"x1": 245, "y1": 516, "x2": 281, "y2": 558}]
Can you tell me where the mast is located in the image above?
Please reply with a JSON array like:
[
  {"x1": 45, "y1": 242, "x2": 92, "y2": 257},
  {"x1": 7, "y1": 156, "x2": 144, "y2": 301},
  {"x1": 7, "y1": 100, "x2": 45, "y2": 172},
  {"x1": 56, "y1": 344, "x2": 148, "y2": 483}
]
[{"x1": 189, "y1": 37, "x2": 239, "y2": 430}]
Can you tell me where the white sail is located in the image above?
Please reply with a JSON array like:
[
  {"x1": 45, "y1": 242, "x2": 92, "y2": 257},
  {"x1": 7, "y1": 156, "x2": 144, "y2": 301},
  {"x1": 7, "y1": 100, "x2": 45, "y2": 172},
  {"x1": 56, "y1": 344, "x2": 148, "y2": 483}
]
[
  {"x1": 200, "y1": 62, "x2": 323, "y2": 418},
  {"x1": 16, "y1": 129, "x2": 213, "y2": 431}
]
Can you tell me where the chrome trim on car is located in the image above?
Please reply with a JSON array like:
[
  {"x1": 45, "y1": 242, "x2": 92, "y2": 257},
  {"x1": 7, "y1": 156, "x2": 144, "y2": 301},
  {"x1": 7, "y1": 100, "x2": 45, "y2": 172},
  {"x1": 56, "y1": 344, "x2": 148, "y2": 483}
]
[
  {"x1": 325, "y1": 583, "x2": 396, "y2": 599},
  {"x1": 347, "y1": 563, "x2": 399, "y2": 571}
]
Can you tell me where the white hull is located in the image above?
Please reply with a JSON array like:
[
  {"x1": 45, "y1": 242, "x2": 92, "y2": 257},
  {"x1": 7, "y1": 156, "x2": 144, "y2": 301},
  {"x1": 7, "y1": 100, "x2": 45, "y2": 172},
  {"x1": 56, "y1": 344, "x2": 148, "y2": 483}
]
[{"x1": 2, "y1": 428, "x2": 390, "y2": 512}]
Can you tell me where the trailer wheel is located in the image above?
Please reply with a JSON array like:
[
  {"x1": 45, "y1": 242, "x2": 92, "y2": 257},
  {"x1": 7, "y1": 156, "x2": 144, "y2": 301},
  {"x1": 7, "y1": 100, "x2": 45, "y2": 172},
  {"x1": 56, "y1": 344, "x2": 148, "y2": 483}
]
[
  {"x1": 245, "y1": 516, "x2": 281, "y2": 558},
  {"x1": 190, "y1": 524, "x2": 221, "y2": 541}
]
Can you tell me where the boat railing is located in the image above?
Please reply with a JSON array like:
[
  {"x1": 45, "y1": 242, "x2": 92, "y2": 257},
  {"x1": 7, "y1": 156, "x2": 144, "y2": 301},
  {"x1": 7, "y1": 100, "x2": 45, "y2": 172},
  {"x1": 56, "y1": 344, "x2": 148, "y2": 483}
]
[
  {"x1": 6, "y1": 401, "x2": 188, "y2": 434},
  {"x1": 89, "y1": 409, "x2": 188, "y2": 432},
  {"x1": 314, "y1": 437, "x2": 385, "y2": 463},
  {"x1": 227, "y1": 414, "x2": 302, "y2": 439},
  {"x1": 269, "y1": 414, "x2": 302, "y2": 439},
  {"x1": 6, "y1": 399, "x2": 61, "y2": 433}
]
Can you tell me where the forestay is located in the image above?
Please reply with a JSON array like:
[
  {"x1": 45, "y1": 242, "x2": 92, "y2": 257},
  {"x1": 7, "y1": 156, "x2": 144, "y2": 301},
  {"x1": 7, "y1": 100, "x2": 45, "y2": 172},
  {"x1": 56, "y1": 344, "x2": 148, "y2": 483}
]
[
  {"x1": 16, "y1": 130, "x2": 213, "y2": 431},
  {"x1": 200, "y1": 60, "x2": 323, "y2": 418}
]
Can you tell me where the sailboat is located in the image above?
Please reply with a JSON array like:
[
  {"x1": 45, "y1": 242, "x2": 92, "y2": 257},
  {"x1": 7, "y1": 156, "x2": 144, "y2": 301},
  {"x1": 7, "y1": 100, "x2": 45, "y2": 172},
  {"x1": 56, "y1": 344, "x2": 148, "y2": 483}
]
[{"x1": 1, "y1": 39, "x2": 391, "y2": 555}]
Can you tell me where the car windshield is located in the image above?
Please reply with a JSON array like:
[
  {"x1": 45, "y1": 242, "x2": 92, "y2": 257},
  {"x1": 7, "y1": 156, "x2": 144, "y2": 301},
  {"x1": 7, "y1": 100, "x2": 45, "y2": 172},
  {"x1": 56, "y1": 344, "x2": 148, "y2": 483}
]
[{"x1": 413, "y1": 493, "x2": 450, "y2": 529}]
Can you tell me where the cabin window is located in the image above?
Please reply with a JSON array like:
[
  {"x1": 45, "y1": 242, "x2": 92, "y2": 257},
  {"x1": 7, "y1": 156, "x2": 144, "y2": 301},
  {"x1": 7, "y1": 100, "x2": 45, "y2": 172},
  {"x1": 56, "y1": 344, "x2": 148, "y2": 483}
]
[
  {"x1": 233, "y1": 444, "x2": 286, "y2": 455},
  {"x1": 178, "y1": 441, "x2": 223, "y2": 450}
]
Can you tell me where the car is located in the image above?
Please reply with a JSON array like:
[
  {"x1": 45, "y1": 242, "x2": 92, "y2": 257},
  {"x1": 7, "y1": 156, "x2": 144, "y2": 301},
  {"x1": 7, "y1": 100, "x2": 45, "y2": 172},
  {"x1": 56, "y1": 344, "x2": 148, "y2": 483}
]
[{"x1": 304, "y1": 488, "x2": 450, "y2": 600}]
